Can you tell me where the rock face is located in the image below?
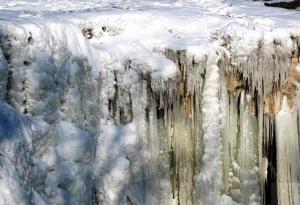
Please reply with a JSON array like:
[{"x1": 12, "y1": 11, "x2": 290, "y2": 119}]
[
  {"x1": 0, "y1": 2, "x2": 300, "y2": 205},
  {"x1": 264, "y1": 0, "x2": 300, "y2": 10}
]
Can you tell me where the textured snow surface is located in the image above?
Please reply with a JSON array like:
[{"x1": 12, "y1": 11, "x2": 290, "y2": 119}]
[
  {"x1": 197, "y1": 48, "x2": 222, "y2": 205},
  {"x1": 0, "y1": 0, "x2": 300, "y2": 205}
]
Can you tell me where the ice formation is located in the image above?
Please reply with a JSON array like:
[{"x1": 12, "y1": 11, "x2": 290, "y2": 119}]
[{"x1": 0, "y1": 0, "x2": 300, "y2": 205}]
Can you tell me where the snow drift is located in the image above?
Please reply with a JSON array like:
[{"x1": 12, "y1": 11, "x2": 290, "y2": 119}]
[{"x1": 0, "y1": 0, "x2": 300, "y2": 205}]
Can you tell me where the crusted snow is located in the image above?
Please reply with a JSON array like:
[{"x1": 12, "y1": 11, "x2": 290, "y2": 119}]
[{"x1": 0, "y1": 0, "x2": 300, "y2": 205}]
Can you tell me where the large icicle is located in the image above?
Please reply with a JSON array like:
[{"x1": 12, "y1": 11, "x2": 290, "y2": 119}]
[{"x1": 276, "y1": 97, "x2": 300, "y2": 205}]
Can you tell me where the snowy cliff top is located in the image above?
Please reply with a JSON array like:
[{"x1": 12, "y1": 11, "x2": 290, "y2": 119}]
[
  {"x1": 1, "y1": 0, "x2": 300, "y2": 75},
  {"x1": 1, "y1": 0, "x2": 300, "y2": 35}
]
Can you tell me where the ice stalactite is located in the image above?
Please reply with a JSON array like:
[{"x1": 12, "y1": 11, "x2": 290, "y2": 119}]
[
  {"x1": 220, "y1": 35, "x2": 300, "y2": 205},
  {"x1": 95, "y1": 48, "x2": 208, "y2": 205},
  {"x1": 226, "y1": 40, "x2": 292, "y2": 98},
  {"x1": 269, "y1": 55, "x2": 300, "y2": 205},
  {"x1": 236, "y1": 91, "x2": 260, "y2": 205},
  {"x1": 275, "y1": 97, "x2": 300, "y2": 205},
  {"x1": 220, "y1": 72, "x2": 260, "y2": 205},
  {"x1": 160, "y1": 48, "x2": 206, "y2": 205}
]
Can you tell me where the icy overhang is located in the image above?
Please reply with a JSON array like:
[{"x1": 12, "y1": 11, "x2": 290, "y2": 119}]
[{"x1": 1, "y1": 0, "x2": 300, "y2": 94}]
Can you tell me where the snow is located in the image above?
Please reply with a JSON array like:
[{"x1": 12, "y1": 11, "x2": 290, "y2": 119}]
[
  {"x1": 0, "y1": 100, "x2": 95, "y2": 204},
  {"x1": 0, "y1": 0, "x2": 300, "y2": 205},
  {"x1": 197, "y1": 46, "x2": 222, "y2": 205},
  {"x1": 0, "y1": 101, "x2": 39, "y2": 205},
  {"x1": 55, "y1": 121, "x2": 91, "y2": 162},
  {"x1": 95, "y1": 121, "x2": 141, "y2": 204}
]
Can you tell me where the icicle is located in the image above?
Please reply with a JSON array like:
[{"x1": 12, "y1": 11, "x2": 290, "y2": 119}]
[
  {"x1": 221, "y1": 69, "x2": 260, "y2": 204},
  {"x1": 223, "y1": 37, "x2": 292, "y2": 99},
  {"x1": 237, "y1": 92, "x2": 260, "y2": 205},
  {"x1": 276, "y1": 97, "x2": 300, "y2": 205}
]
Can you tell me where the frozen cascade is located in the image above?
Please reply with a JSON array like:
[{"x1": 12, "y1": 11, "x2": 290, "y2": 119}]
[
  {"x1": 1, "y1": 4, "x2": 300, "y2": 205},
  {"x1": 276, "y1": 97, "x2": 300, "y2": 205},
  {"x1": 221, "y1": 89, "x2": 260, "y2": 205},
  {"x1": 197, "y1": 48, "x2": 222, "y2": 205}
]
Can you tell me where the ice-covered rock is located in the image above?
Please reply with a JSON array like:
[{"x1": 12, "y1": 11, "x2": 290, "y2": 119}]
[
  {"x1": 56, "y1": 121, "x2": 91, "y2": 162},
  {"x1": 1, "y1": 1, "x2": 300, "y2": 205}
]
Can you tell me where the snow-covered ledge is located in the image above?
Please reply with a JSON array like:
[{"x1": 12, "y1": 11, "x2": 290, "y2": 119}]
[{"x1": 0, "y1": 1, "x2": 300, "y2": 205}]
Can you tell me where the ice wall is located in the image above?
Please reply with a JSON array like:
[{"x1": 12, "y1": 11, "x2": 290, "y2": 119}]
[
  {"x1": 0, "y1": 19, "x2": 300, "y2": 205},
  {"x1": 219, "y1": 34, "x2": 300, "y2": 205},
  {"x1": 0, "y1": 22, "x2": 101, "y2": 205}
]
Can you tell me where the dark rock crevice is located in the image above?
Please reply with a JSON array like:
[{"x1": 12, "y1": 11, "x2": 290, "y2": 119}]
[{"x1": 264, "y1": 0, "x2": 300, "y2": 10}]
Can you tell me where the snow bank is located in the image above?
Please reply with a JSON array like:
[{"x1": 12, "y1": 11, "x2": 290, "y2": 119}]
[{"x1": 0, "y1": 0, "x2": 300, "y2": 205}]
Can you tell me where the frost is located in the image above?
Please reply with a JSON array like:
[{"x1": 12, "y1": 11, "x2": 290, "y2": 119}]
[
  {"x1": 56, "y1": 121, "x2": 91, "y2": 162},
  {"x1": 1, "y1": 0, "x2": 300, "y2": 205}
]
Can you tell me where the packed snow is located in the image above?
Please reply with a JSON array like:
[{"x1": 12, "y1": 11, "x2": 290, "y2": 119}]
[{"x1": 0, "y1": 0, "x2": 300, "y2": 205}]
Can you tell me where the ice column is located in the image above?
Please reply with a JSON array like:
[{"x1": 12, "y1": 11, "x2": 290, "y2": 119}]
[
  {"x1": 276, "y1": 97, "x2": 300, "y2": 205},
  {"x1": 198, "y1": 50, "x2": 222, "y2": 205}
]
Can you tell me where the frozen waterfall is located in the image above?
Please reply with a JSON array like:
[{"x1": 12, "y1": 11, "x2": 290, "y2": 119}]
[{"x1": 0, "y1": 1, "x2": 300, "y2": 205}]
